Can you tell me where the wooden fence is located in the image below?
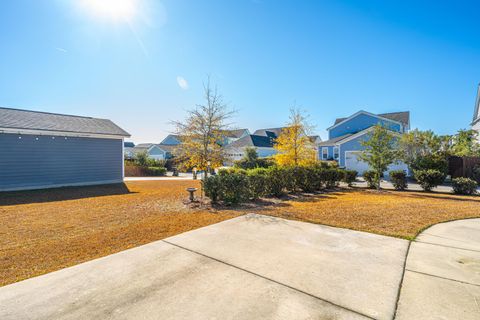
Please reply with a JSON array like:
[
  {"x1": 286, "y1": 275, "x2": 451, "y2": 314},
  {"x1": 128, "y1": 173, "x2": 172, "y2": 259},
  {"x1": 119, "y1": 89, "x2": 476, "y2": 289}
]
[{"x1": 448, "y1": 156, "x2": 480, "y2": 180}]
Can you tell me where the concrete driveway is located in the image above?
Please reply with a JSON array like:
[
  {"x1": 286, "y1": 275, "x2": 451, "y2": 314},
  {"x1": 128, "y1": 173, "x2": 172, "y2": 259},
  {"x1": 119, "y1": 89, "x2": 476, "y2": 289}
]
[
  {"x1": 395, "y1": 218, "x2": 480, "y2": 320},
  {"x1": 0, "y1": 215, "x2": 478, "y2": 320}
]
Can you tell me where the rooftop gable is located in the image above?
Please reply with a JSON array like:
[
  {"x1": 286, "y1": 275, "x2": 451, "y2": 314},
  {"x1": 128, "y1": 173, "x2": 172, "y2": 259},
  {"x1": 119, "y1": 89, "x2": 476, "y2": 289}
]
[
  {"x1": 226, "y1": 134, "x2": 276, "y2": 149},
  {"x1": 253, "y1": 127, "x2": 286, "y2": 138},
  {"x1": 331, "y1": 110, "x2": 409, "y2": 130}
]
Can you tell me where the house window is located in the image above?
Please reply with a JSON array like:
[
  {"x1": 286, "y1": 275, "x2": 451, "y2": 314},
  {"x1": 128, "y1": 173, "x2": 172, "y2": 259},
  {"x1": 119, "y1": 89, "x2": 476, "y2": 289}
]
[
  {"x1": 322, "y1": 148, "x2": 328, "y2": 160},
  {"x1": 333, "y1": 147, "x2": 339, "y2": 160}
]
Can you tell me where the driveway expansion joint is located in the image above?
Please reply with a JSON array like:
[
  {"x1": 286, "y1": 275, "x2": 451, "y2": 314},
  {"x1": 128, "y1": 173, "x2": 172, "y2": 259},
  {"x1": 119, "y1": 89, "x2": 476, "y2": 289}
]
[
  {"x1": 162, "y1": 239, "x2": 377, "y2": 320},
  {"x1": 414, "y1": 240, "x2": 480, "y2": 253},
  {"x1": 392, "y1": 240, "x2": 411, "y2": 320},
  {"x1": 404, "y1": 269, "x2": 480, "y2": 287}
]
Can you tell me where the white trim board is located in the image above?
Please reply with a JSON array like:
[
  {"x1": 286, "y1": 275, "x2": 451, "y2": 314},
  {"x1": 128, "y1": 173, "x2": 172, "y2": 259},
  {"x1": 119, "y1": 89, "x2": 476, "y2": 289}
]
[{"x1": 0, "y1": 128, "x2": 127, "y2": 140}]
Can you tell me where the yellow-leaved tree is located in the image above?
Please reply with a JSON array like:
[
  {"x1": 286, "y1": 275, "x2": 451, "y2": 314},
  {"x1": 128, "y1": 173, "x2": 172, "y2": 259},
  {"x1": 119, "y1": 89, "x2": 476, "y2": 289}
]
[
  {"x1": 172, "y1": 78, "x2": 234, "y2": 174},
  {"x1": 274, "y1": 108, "x2": 317, "y2": 166}
]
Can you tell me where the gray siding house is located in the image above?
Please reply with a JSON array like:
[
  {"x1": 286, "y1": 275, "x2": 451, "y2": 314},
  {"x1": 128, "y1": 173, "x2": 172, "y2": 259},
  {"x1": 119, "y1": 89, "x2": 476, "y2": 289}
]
[{"x1": 0, "y1": 107, "x2": 130, "y2": 191}]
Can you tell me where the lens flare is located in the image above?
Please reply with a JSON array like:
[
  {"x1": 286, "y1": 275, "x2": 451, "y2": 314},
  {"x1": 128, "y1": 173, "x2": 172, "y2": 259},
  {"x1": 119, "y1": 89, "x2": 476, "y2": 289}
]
[{"x1": 81, "y1": 0, "x2": 138, "y2": 20}]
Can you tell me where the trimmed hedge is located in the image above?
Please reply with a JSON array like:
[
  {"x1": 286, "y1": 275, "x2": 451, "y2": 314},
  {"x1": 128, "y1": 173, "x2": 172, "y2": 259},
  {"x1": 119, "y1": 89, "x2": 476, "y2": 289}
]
[
  {"x1": 146, "y1": 167, "x2": 167, "y2": 176},
  {"x1": 452, "y1": 177, "x2": 478, "y2": 195},
  {"x1": 414, "y1": 169, "x2": 445, "y2": 191},
  {"x1": 203, "y1": 164, "x2": 346, "y2": 205},
  {"x1": 389, "y1": 170, "x2": 408, "y2": 191}
]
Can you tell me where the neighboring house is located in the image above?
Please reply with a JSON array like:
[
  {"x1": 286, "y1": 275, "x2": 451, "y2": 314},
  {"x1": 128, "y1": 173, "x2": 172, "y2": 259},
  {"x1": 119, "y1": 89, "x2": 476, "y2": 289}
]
[
  {"x1": 309, "y1": 135, "x2": 322, "y2": 145},
  {"x1": 224, "y1": 134, "x2": 277, "y2": 164},
  {"x1": 318, "y1": 110, "x2": 410, "y2": 175},
  {"x1": 220, "y1": 128, "x2": 250, "y2": 145},
  {"x1": 132, "y1": 143, "x2": 172, "y2": 161},
  {"x1": 224, "y1": 127, "x2": 320, "y2": 164},
  {"x1": 0, "y1": 107, "x2": 130, "y2": 191},
  {"x1": 472, "y1": 84, "x2": 480, "y2": 142},
  {"x1": 160, "y1": 129, "x2": 250, "y2": 147},
  {"x1": 124, "y1": 141, "x2": 135, "y2": 159},
  {"x1": 253, "y1": 127, "x2": 285, "y2": 138},
  {"x1": 160, "y1": 134, "x2": 182, "y2": 145}
]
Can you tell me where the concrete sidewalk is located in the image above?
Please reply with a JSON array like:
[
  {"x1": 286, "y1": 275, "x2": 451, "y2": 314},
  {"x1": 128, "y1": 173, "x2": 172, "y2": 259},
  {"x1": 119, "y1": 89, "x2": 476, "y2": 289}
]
[
  {"x1": 395, "y1": 218, "x2": 480, "y2": 320},
  {"x1": 0, "y1": 214, "x2": 408, "y2": 320}
]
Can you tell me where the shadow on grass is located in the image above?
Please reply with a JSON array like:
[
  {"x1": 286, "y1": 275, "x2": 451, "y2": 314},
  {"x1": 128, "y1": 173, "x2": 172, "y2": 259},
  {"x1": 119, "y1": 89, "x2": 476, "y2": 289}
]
[
  {"x1": 400, "y1": 192, "x2": 480, "y2": 203},
  {"x1": 351, "y1": 185, "x2": 480, "y2": 202},
  {"x1": 0, "y1": 183, "x2": 136, "y2": 206},
  {"x1": 210, "y1": 189, "x2": 346, "y2": 212}
]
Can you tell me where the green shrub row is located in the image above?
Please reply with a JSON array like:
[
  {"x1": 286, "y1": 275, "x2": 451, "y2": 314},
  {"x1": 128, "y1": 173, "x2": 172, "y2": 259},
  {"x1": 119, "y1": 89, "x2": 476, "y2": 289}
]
[
  {"x1": 146, "y1": 166, "x2": 167, "y2": 176},
  {"x1": 202, "y1": 165, "x2": 357, "y2": 205}
]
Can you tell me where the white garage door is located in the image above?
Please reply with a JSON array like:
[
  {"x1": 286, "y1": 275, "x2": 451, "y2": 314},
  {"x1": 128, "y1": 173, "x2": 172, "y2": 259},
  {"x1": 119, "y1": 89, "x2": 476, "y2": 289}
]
[{"x1": 345, "y1": 151, "x2": 409, "y2": 176}]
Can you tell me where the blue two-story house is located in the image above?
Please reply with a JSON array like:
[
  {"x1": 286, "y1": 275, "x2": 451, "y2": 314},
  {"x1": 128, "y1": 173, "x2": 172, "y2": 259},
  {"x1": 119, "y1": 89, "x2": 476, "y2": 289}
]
[{"x1": 318, "y1": 110, "x2": 410, "y2": 175}]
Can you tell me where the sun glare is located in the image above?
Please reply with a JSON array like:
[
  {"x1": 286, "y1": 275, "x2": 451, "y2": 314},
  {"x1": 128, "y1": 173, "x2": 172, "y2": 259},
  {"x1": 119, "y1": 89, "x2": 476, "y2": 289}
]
[{"x1": 81, "y1": 0, "x2": 139, "y2": 21}]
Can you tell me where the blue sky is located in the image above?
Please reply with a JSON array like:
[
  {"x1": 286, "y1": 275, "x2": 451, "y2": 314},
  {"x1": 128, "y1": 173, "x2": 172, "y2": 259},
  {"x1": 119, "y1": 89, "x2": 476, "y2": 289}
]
[{"x1": 0, "y1": 0, "x2": 479, "y2": 143}]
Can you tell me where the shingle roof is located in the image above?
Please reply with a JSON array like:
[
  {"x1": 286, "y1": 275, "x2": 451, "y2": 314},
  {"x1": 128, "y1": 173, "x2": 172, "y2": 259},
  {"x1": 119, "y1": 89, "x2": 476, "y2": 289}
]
[
  {"x1": 252, "y1": 127, "x2": 285, "y2": 138},
  {"x1": 0, "y1": 107, "x2": 130, "y2": 137},
  {"x1": 226, "y1": 134, "x2": 275, "y2": 148},
  {"x1": 132, "y1": 144, "x2": 156, "y2": 153},
  {"x1": 222, "y1": 129, "x2": 250, "y2": 138},
  {"x1": 318, "y1": 134, "x2": 352, "y2": 146},
  {"x1": 378, "y1": 112, "x2": 410, "y2": 126},
  {"x1": 308, "y1": 135, "x2": 321, "y2": 143},
  {"x1": 333, "y1": 111, "x2": 410, "y2": 127},
  {"x1": 133, "y1": 143, "x2": 177, "y2": 154}
]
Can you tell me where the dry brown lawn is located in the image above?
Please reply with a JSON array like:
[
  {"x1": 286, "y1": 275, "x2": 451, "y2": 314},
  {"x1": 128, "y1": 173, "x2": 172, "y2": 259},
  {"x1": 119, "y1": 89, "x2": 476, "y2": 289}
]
[
  {"x1": 249, "y1": 189, "x2": 480, "y2": 239},
  {"x1": 1, "y1": 180, "x2": 479, "y2": 287},
  {"x1": 0, "y1": 180, "x2": 238, "y2": 287}
]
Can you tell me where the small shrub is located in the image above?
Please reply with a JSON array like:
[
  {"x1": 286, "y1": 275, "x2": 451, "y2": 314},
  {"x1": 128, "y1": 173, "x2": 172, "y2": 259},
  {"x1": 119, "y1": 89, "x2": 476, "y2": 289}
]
[
  {"x1": 218, "y1": 172, "x2": 249, "y2": 205},
  {"x1": 218, "y1": 167, "x2": 247, "y2": 176},
  {"x1": 389, "y1": 170, "x2": 408, "y2": 191},
  {"x1": 452, "y1": 177, "x2": 478, "y2": 195},
  {"x1": 342, "y1": 170, "x2": 358, "y2": 187},
  {"x1": 134, "y1": 151, "x2": 150, "y2": 167},
  {"x1": 414, "y1": 169, "x2": 445, "y2": 191},
  {"x1": 363, "y1": 170, "x2": 377, "y2": 189},
  {"x1": 293, "y1": 166, "x2": 319, "y2": 193},
  {"x1": 247, "y1": 168, "x2": 269, "y2": 199},
  {"x1": 265, "y1": 166, "x2": 287, "y2": 197},
  {"x1": 146, "y1": 167, "x2": 166, "y2": 176},
  {"x1": 202, "y1": 175, "x2": 222, "y2": 203},
  {"x1": 323, "y1": 168, "x2": 342, "y2": 189}
]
